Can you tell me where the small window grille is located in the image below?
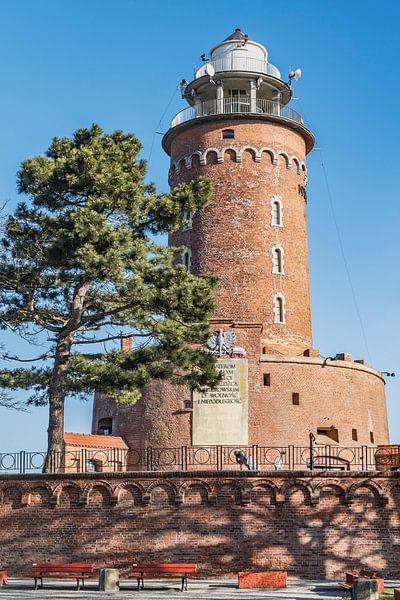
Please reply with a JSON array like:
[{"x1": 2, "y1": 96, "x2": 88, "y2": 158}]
[
  {"x1": 370, "y1": 431, "x2": 374, "y2": 443},
  {"x1": 184, "y1": 399, "x2": 193, "y2": 410},
  {"x1": 222, "y1": 129, "x2": 235, "y2": 139},
  {"x1": 263, "y1": 374, "x2": 270, "y2": 386},
  {"x1": 292, "y1": 392, "x2": 300, "y2": 405},
  {"x1": 352, "y1": 428, "x2": 358, "y2": 441}
]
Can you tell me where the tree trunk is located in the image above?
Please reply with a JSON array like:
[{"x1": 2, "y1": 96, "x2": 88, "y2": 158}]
[
  {"x1": 43, "y1": 281, "x2": 90, "y2": 473},
  {"x1": 43, "y1": 335, "x2": 73, "y2": 473}
]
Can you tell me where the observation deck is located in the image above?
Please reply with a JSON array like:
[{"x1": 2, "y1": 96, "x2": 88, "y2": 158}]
[{"x1": 171, "y1": 97, "x2": 303, "y2": 128}]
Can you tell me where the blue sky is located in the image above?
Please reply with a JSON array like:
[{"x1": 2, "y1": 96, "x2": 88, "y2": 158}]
[{"x1": 0, "y1": 0, "x2": 398, "y2": 451}]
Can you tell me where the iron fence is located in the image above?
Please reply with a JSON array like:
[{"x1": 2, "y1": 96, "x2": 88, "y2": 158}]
[
  {"x1": 0, "y1": 444, "x2": 395, "y2": 475},
  {"x1": 170, "y1": 97, "x2": 304, "y2": 128}
]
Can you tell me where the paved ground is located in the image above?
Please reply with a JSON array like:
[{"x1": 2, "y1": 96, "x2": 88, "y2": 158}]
[
  {"x1": 0, "y1": 579, "x2": 400, "y2": 600},
  {"x1": 2, "y1": 578, "x2": 398, "y2": 600}
]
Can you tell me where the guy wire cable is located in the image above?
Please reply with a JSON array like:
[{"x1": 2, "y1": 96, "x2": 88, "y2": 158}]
[
  {"x1": 297, "y1": 99, "x2": 373, "y2": 363},
  {"x1": 147, "y1": 87, "x2": 179, "y2": 166},
  {"x1": 317, "y1": 148, "x2": 373, "y2": 365}
]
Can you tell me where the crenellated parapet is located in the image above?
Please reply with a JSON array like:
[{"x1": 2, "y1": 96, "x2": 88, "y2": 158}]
[
  {"x1": 0, "y1": 470, "x2": 396, "y2": 509},
  {"x1": 169, "y1": 146, "x2": 307, "y2": 176}
]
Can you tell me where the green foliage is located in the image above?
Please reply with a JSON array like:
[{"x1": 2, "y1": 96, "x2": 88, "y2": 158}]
[{"x1": 0, "y1": 124, "x2": 220, "y2": 410}]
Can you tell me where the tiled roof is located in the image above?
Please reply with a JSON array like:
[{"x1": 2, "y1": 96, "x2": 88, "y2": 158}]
[{"x1": 64, "y1": 433, "x2": 128, "y2": 449}]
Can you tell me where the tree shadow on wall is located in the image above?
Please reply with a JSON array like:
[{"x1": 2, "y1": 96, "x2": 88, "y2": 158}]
[{"x1": 1, "y1": 476, "x2": 400, "y2": 580}]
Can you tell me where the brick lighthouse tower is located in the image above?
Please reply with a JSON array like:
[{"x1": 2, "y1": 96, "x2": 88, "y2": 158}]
[{"x1": 93, "y1": 30, "x2": 389, "y2": 457}]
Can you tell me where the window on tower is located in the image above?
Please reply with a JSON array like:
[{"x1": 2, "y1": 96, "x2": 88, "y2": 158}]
[
  {"x1": 222, "y1": 129, "x2": 235, "y2": 139},
  {"x1": 272, "y1": 245, "x2": 284, "y2": 274},
  {"x1": 271, "y1": 197, "x2": 283, "y2": 226},
  {"x1": 182, "y1": 210, "x2": 192, "y2": 231},
  {"x1": 183, "y1": 247, "x2": 192, "y2": 272},
  {"x1": 98, "y1": 418, "x2": 112, "y2": 435},
  {"x1": 273, "y1": 294, "x2": 285, "y2": 324}
]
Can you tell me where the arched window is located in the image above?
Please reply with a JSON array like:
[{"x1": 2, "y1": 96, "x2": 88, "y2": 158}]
[
  {"x1": 273, "y1": 294, "x2": 285, "y2": 324},
  {"x1": 98, "y1": 418, "x2": 112, "y2": 436},
  {"x1": 182, "y1": 210, "x2": 192, "y2": 231},
  {"x1": 183, "y1": 247, "x2": 192, "y2": 272},
  {"x1": 272, "y1": 246, "x2": 284, "y2": 274},
  {"x1": 271, "y1": 197, "x2": 283, "y2": 226}
]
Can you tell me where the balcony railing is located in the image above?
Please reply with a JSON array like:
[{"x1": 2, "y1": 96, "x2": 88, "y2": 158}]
[
  {"x1": 171, "y1": 97, "x2": 303, "y2": 129},
  {"x1": 0, "y1": 444, "x2": 390, "y2": 475},
  {"x1": 205, "y1": 57, "x2": 281, "y2": 79}
]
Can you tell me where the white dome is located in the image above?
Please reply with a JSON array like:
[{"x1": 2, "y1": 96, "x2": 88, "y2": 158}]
[{"x1": 210, "y1": 29, "x2": 268, "y2": 63}]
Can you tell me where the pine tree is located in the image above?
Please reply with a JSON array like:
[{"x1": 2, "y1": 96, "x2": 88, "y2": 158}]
[{"x1": 0, "y1": 125, "x2": 220, "y2": 471}]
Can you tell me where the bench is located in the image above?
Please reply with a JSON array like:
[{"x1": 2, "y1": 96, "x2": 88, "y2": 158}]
[
  {"x1": 308, "y1": 455, "x2": 351, "y2": 471},
  {"x1": 339, "y1": 570, "x2": 384, "y2": 598},
  {"x1": 31, "y1": 563, "x2": 94, "y2": 590},
  {"x1": 130, "y1": 563, "x2": 197, "y2": 592}
]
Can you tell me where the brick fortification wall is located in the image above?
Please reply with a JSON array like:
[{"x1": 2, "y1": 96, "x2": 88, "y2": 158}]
[
  {"x1": 1, "y1": 471, "x2": 400, "y2": 579},
  {"x1": 93, "y1": 352, "x2": 389, "y2": 449}
]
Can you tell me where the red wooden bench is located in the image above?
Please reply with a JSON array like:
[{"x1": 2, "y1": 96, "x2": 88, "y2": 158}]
[
  {"x1": 31, "y1": 563, "x2": 94, "y2": 590},
  {"x1": 340, "y1": 569, "x2": 384, "y2": 598},
  {"x1": 130, "y1": 563, "x2": 197, "y2": 592}
]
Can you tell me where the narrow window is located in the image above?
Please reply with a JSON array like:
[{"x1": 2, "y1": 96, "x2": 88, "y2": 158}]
[
  {"x1": 184, "y1": 399, "x2": 193, "y2": 410},
  {"x1": 352, "y1": 428, "x2": 358, "y2": 441},
  {"x1": 222, "y1": 129, "x2": 234, "y2": 139},
  {"x1": 370, "y1": 431, "x2": 374, "y2": 443},
  {"x1": 183, "y1": 248, "x2": 192, "y2": 272},
  {"x1": 292, "y1": 392, "x2": 299, "y2": 405},
  {"x1": 273, "y1": 294, "x2": 285, "y2": 324},
  {"x1": 272, "y1": 246, "x2": 284, "y2": 274},
  {"x1": 262, "y1": 346, "x2": 267, "y2": 354},
  {"x1": 263, "y1": 373, "x2": 270, "y2": 386},
  {"x1": 271, "y1": 198, "x2": 283, "y2": 226},
  {"x1": 182, "y1": 210, "x2": 192, "y2": 231}
]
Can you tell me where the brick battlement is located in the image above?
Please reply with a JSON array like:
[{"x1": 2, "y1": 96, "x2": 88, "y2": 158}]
[{"x1": 1, "y1": 471, "x2": 400, "y2": 578}]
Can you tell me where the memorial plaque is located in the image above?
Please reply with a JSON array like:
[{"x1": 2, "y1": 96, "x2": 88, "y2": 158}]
[{"x1": 192, "y1": 358, "x2": 248, "y2": 445}]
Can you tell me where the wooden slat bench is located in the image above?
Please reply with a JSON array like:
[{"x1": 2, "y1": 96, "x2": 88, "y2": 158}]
[
  {"x1": 130, "y1": 563, "x2": 197, "y2": 592},
  {"x1": 340, "y1": 569, "x2": 384, "y2": 598},
  {"x1": 31, "y1": 563, "x2": 94, "y2": 590}
]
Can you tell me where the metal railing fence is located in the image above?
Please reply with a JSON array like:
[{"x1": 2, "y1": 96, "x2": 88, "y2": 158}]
[
  {"x1": 0, "y1": 444, "x2": 393, "y2": 475},
  {"x1": 207, "y1": 57, "x2": 281, "y2": 79},
  {"x1": 171, "y1": 97, "x2": 303, "y2": 128}
]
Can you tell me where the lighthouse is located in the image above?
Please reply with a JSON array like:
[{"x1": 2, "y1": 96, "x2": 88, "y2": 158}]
[{"x1": 92, "y1": 30, "x2": 389, "y2": 457}]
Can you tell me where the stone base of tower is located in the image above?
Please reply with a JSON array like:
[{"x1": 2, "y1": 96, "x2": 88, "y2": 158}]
[{"x1": 93, "y1": 324, "x2": 389, "y2": 452}]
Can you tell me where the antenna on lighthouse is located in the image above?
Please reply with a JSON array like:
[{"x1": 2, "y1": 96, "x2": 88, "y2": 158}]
[
  {"x1": 289, "y1": 68, "x2": 302, "y2": 82},
  {"x1": 205, "y1": 63, "x2": 215, "y2": 77}
]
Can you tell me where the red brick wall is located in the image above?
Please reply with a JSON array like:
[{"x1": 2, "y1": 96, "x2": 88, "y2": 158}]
[
  {"x1": 92, "y1": 349, "x2": 389, "y2": 449},
  {"x1": 168, "y1": 118, "x2": 312, "y2": 356},
  {"x1": 1, "y1": 471, "x2": 399, "y2": 579}
]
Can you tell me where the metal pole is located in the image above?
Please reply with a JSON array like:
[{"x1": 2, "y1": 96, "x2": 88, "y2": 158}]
[{"x1": 309, "y1": 432, "x2": 315, "y2": 470}]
